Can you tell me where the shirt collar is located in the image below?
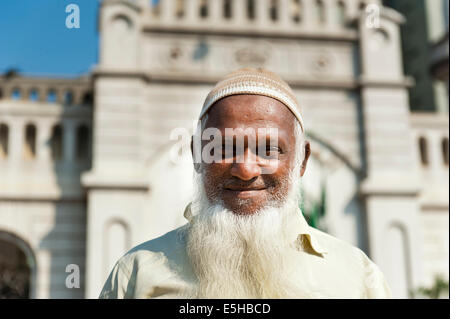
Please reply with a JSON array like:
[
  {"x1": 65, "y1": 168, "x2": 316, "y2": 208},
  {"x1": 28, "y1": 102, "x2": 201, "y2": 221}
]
[
  {"x1": 183, "y1": 203, "x2": 327, "y2": 256},
  {"x1": 293, "y1": 207, "x2": 328, "y2": 256}
]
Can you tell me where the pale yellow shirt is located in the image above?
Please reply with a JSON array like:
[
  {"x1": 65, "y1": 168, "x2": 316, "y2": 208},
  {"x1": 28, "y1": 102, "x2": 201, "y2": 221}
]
[{"x1": 99, "y1": 205, "x2": 392, "y2": 299}]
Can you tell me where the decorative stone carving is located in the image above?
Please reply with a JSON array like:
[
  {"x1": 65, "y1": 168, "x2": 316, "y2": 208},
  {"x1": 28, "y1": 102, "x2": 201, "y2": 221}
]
[
  {"x1": 234, "y1": 43, "x2": 271, "y2": 68},
  {"x1": 309, "y1": 52, "x2": 333, "y2": 76},
  {"x1": 162, "y1": 42, "x2": 187, "y2": 69}
]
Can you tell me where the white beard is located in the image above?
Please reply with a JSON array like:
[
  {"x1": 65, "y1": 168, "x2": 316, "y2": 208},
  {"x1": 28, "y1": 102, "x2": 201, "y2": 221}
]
[{"x1": 182, "y1": 169, "x2": 318, "y2": 299}]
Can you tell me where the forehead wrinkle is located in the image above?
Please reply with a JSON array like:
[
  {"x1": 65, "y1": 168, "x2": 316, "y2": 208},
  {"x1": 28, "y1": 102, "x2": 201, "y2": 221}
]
[{"x1": 205, "y1": 95, "x2": 296, "y2": 133}]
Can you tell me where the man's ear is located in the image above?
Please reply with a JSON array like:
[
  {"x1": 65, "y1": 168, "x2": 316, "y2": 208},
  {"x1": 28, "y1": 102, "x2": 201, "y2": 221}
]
[
  {"x1": 300, "y1": 140, "x2": 311, "y2": 177},
  {"x1": 191, "y1": 136, "x2": 202, "y2": 173}
]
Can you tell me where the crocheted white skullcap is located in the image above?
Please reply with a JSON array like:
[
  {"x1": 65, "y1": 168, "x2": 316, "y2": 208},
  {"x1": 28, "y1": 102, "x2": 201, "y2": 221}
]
[{"x1": 200, "y1": 68, "x2": 304, "y2": 132}]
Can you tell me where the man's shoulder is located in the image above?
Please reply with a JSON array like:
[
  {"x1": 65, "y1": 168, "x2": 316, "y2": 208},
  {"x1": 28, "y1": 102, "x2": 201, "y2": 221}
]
[
  {"x1": 99, "y1": 224, "x2": 190, "y2": 298},
  {"x1": 306, "y1": 227, "x2": 392, "y2": 298},
  {"x1": 308, "y1": 226, "x2": 372, "y2": 266},
  {"x1": 117, "y1": 224, "x2": 189, "y2": 269}
]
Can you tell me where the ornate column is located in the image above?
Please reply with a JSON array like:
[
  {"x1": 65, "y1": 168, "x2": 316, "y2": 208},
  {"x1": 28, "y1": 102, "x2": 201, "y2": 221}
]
[
  {"x1": 301, "y1": 0, "x2": 316, "y2": 29},
  {"x1": 358, "y1": 7, "x2": 424, "y2": 298},
  {"x1": 210, "y1": 0, "x2": 223, "y2": 22},
  {"x1": 161, "y1": 0, "x2": 175, "y2": 23},
  {"x1": 324, "y1": 0, "x2": 337, "y2": 29},
  {"x1": 184, "y1": 0, "x2": 198, "y2": 23},
  {"x1": 256, "y1": 0, "x2": 269, "y2": 26},
  {"x1": 232, "y1": 0, "x2": 246, "y2": 25},
  {"x1": 9, "y1": 120, "x2": 24, "y2": 162},
  {"x1": 279, "y1": 0, "x2": 292, "y2": 27}
]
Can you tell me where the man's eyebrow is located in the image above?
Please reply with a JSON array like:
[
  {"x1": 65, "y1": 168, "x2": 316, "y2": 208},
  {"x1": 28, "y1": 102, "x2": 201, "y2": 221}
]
[{"x1": 218, "y1": 133, "x2": 287, "y2": 144}]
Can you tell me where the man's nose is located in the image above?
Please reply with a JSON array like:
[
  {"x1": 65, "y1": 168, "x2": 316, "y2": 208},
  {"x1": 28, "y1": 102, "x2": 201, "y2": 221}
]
[{"x1": 230, "y1": 148, "x2": 261, "y2": 181}]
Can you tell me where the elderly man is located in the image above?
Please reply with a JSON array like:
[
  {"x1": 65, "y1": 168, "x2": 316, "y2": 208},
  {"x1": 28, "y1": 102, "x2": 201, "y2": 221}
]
[{"x1": 99, "y1": 68, "x2": 391, "y2": 299}]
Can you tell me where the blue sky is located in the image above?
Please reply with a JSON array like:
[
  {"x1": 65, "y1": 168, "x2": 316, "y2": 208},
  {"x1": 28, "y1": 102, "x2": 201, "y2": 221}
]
[{"x1": 0, "y1": 0, "x2": 99, "y2": 77}]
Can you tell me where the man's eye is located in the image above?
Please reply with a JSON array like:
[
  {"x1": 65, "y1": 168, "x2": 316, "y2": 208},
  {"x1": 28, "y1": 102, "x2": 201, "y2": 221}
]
[{"x1": 261, "y1": 146, "x2": 281, "y2": 157}]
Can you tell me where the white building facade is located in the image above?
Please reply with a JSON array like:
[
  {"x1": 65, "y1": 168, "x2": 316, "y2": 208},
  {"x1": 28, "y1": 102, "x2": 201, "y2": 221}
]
[{"x1": 0, "y1": 0, "x2": 448, "y2": 299}]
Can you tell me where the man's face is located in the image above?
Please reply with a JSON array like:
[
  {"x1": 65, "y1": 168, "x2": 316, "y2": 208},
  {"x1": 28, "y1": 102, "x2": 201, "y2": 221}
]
[{"x1": 199, "y1": 94, "x2": 301, "y2": 215}]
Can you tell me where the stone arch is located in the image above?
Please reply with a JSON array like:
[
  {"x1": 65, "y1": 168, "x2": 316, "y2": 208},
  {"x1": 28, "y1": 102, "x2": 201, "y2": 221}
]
[
  {"x1": 50, "y1": 124, "x2": 63, "y2": 161},
  {"x1": 292, "y1": 0, "x2": 302, "y2": 23},
  {"x1": 224, "y1": 0, "x2": 232, "y2": 19},
  {"x1": 75, "y1": 124, "x2": 90, "y2": 160},
  {"x1": 269, "y1": 0, "x2": 278, "y2": 21},
  {"x1": 24, "y1": 123, "x2": 37, "y2": 160},
  {"x1": 63, "y1": 89, "x2": 74, "y2": 106},
  {"x1": 337, "y1": 0, "x2": 347, "y2": 26},
  {"x1": 175, "y1": 0, "x2": 185, "y2": 18},
  {"x1": 0, "y1": 230, "x2": 37, "y2": 298},
  {"x1": 306, "y1": 131, "x2": 362, "y2": 175},
  {"x1": 103, "y1": 9, "x2": 138, "y2": 68},
  {"x1": 303, "y1": 132, "x2": 366, "y2": 248},
  {"x1": 359, "y1": 1, "x2": 367, "y2": 11},
  {"x1": 199, "y1": 0, "x2": 209, "y2": 18},
  {"x1": 103, "y1": 219, "x2": 131, "y2": 276},
  {"x1": 247, "y1": 0, "x2": 256, "y2": 20},
  {"x1": 81, "y1": 91, "x2": 93, "y2": 105},
  {"x1": 11, "y1": 87, "x2": 21, "y2": 100},
  {"x1": 315, "y1": 0, "x2": 326, "y2": 24},
  {"x1": 111, "y1": 13, "x2": 133, "y2": 30},
  {"x1": 385, "y1": 222, "x2": 412, "y2": 298},
  {"x1": 46, "y1": 88, "x2": 57, "y2": 103},
  {"x1": 418, "y1": 136, "x2": 429, "y2": 166},
  {"x1": 0, "y1": 123, "x2": 8, "y2": 159},
  {"x1": 441, "y1": 136, "x2": 449, "y2": 166},
  {"x1": 28, "y1": 88, "x2": 39, "y2": 102}
]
